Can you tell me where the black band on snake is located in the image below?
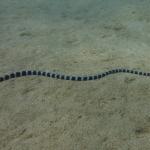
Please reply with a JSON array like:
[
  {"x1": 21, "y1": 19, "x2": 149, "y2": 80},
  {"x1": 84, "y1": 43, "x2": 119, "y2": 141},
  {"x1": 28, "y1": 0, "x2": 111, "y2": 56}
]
[{"x1": 0, "y1": 68, "x2": 150, "y2": 82}]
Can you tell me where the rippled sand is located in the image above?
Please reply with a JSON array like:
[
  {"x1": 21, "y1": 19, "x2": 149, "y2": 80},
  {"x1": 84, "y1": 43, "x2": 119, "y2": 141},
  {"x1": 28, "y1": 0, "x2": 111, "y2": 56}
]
[{"x1": 0, "y1": 0, "x2": 150, "y2": 149}]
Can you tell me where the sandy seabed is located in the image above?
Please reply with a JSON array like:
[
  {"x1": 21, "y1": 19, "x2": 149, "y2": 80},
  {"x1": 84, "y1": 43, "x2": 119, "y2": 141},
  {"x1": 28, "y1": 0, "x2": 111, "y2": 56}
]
[{"x1": 0, "y1": 0, "x2": 150, "y2": 149}]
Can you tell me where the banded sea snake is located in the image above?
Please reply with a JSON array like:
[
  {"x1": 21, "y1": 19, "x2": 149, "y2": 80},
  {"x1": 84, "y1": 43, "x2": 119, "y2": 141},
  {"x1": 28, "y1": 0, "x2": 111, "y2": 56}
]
[{"x1": 0, "y1": 68, "x2": 150, "y2": 82}]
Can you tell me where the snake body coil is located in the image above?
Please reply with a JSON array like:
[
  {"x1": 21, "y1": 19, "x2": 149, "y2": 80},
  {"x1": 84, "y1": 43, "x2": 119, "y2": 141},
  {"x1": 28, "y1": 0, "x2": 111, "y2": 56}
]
[{"x1": 0, "y1": 68, "x2": 150, "y2": 82}]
